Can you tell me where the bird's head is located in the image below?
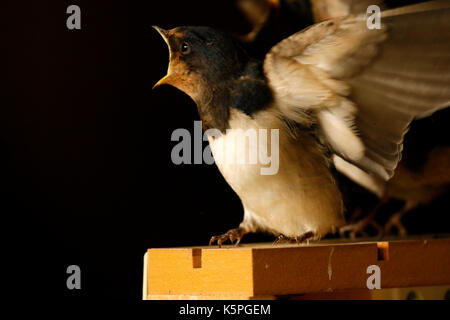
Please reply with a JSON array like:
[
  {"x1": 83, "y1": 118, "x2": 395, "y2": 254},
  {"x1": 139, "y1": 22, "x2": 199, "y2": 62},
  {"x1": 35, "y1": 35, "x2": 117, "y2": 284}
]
[{"x1": 152, "y1": 26, "x2": 251, "y2": 104}]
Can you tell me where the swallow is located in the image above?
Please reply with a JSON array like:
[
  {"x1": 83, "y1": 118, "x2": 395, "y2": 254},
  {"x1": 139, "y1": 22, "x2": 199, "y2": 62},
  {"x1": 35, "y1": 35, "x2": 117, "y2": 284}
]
[
  {"x1": 153, "y1": 0, "x2": 450, "y2": 246},
  {"x1": 340, "y1": 108, "x2": 450, "y2": 238},
  {"x1": 383, "y1": 147, "x2": 450, "y2": 235}
]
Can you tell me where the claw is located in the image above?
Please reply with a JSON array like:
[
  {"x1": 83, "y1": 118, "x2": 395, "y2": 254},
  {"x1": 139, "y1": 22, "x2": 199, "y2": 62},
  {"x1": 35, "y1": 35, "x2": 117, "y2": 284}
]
[
  {"x1": 340, "y1": 216, "x2": 383, "y2": 239},
  {"x1": 272, "y1": 234, "x2": 290, "y2": 246},
  {"x1": 384, "y1": 213, "x2": 408, "y2": 236},
  {"x1": 296, "y1": 231, "x2": 315, "y2": 243},
  {"x1": 273, "y1": 231, "x2": 315, "y2": 245},
  {"x1": 209, "y1": 228, "x2": 246, "y2": 247},
  {"x1": 384, "y1": 200, "x2": 415, "y2": 236}
]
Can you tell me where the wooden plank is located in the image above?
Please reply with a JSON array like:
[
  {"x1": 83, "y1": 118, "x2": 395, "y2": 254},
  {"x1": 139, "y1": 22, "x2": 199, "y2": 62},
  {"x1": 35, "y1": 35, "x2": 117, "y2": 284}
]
[
  {"x1": 142, "y1": 251, "x2": 148, "y2": 300},
  {"x1": 145, "y1": 286, "x2": 450, "y2": 300},
  {"x1": 146, "y1": 247, "x2": 254, "y2": 296},
  {"x1": 144, "y1": 237, "x2": 450, "y2": 299}
]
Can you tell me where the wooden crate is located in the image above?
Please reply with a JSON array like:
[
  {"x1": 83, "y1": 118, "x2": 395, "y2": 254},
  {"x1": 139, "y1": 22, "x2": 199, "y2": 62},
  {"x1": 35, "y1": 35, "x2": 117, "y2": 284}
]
[{"x1": 143, "y1": 236, "x2": 450, "y2": 300}]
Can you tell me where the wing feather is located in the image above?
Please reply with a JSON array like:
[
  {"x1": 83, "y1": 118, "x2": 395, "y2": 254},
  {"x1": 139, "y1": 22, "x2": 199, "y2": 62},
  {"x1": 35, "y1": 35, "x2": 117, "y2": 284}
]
[{"x1": 264, "y1": 0, "x2": 450, "y2": 192}]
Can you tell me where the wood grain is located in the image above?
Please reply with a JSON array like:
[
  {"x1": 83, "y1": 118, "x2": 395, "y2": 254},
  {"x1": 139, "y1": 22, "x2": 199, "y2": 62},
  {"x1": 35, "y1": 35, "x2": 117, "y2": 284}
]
[{"x1": 144, "y1": 236, "x2": 450, "y2": 299}]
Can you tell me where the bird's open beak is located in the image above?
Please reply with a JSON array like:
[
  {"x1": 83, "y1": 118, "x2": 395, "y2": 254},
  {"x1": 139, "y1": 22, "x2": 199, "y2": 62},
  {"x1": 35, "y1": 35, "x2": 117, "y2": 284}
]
[
  {"x1": 153, "y1": 74, "x2": 170, "y2": 90},
  {"x1": 153, "y1": 26, "x2": 172, "y2": 90},
  {"x1": 153, "y1": 26, "x2": 170, "y2": 46},
  {"x1": 152, "y1": 25, "x2": 194, "y2": 100}
]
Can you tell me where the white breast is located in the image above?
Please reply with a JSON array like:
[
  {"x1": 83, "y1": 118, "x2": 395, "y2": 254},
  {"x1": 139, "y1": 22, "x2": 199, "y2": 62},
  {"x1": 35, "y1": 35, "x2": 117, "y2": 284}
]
[{"x1": 207, "y1": 108, "x2": 345, "y2": 238}]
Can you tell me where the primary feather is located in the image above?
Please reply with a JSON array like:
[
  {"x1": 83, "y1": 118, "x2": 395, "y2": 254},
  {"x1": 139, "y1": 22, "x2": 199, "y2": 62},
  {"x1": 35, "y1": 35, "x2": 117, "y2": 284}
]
[{"x1": 264, "y1": 0, "x2": 450, "y2": 195}]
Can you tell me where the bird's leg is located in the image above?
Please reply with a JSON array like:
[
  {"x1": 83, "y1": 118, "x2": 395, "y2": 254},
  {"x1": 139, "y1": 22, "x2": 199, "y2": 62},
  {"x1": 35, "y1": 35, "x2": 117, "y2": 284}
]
[
  {"x1": 384, "y1": 201, "x2": 417, "y2": 236},
  {"x1": 273, "y1": 234, "x2": 296, "y2": 245},
  {"x1": 273, "y1": 231, "x2": 315, "y2": 245},
  {"x1": 347, "y1": 207, "x2": 363, "y2": 224},
  {"x1": 295, "y1": 231, "x2": 316, "y2": 244},
  {"x1": 339, "y1": 198, "x2": 387, "y2": 239},
  {"x1": 339, "y1": 215, "x2": 383, "y2": 239},
  {"x1": 209, "y1": 227, "x2": 248, "y2": 248}
]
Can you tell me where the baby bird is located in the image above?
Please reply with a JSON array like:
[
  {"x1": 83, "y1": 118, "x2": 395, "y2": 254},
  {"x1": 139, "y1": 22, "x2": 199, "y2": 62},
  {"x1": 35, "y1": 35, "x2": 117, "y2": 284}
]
[
  {"x1": 341, "y1": 109, "x2": 450, "y2": 238},
  {"x1": 153, "y1": 1, "x2": 450, "y2": 246}
]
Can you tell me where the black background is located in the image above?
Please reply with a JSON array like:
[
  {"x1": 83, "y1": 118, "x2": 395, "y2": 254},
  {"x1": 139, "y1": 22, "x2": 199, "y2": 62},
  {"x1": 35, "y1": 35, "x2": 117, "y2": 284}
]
[{"x1": 1, "y1": 0, "x2": 447, "y2": 300}]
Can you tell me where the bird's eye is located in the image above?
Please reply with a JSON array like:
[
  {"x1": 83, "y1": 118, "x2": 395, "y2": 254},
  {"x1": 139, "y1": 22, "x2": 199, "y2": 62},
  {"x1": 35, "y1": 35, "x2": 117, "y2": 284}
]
[{"x1": 181, "y1": 42, "x2": 191, "y2": 54}]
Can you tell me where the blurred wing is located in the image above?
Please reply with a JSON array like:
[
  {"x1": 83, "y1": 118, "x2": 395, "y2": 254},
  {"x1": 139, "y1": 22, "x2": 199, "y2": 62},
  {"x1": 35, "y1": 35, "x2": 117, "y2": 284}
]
[
  {"x1": 235, "y1": 0, "x2": 278, "y2": 42},
  {"x1": 310, "y1": 0, "x2": 385, "y2": 22},
  {"x1": 264, "y1": 0, "x2": 450, "y2": 195}
]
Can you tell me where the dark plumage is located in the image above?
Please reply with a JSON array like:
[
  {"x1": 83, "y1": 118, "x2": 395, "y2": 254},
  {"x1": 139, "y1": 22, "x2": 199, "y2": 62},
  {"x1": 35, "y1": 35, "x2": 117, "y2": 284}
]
[
  {"x1": 154, "y1": 26, "x2": 273, "y2": 131},
  {"x1": 230, "y1": 61, "x2": 273, "y2": 117},
  {"x1": 172, "y1": 26, "x2": 250, "y2": 81}
]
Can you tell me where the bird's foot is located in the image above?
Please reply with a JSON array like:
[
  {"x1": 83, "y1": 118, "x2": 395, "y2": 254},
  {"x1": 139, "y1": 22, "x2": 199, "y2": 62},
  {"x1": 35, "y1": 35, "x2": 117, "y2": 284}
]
[
  {"x1": 209, "y1": 227, "x2": 246, "y2": 248},
  {"x1": 272, "y1": 231, "x2": 315, "y2": 245},
  {"x1": 384, "y1": 212, "x2": 408, "y2": 236},
  {"x1": 339, "y1": 216, "x2": 383, "y2": 239}
]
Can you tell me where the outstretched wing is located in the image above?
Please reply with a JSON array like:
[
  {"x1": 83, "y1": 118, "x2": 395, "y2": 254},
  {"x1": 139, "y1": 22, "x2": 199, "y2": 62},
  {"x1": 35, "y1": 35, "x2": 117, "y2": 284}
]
[{"x1": 264, "y1": 0, "x2": 450, "y2": 196}]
